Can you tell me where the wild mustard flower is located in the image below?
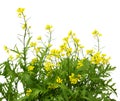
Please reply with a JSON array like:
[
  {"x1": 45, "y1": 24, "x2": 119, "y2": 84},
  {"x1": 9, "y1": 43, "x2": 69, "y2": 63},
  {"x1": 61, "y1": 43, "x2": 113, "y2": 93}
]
[
  {"x1": 73, "y1": 33, "x2": 76, "y2": 36},
  {"x1": 66, "y1": 48, "x2": 72, "y2": 56},
  {"x1": 56, "y1": 77, "x2": 62, "y2": 84},
  {"x1": 26, "y1": 89, "x2": 32, "y2": 96},
  {"x1": 50, "y1": 49, "x2": 60, "y2": 57},
  {"x1": 17, "y1": 8, "x2": 25, "y2": 13},
  {"x1": 22, "y1": 23, "x2": 27, "y2": 29},
  {"x1": 30, "y1": 58, "x2": 37, "y2": 65},
  {"x1": 46, "y1": 54, "x2": 52, "y2": 60},
  {"x1": 48, "y1": 84, "x2": 58, "y2": 89},
  {"x1": 71, "y1": 78, "x2": 79, "y2": 84},
  {"x1": 77, "y1": 60, "x2": 83, "y2": 69},
  {"x1": 17, "y1": 8, "x2": 25, "y2": 17},
  {"x1": 92, "y1": 29, "x2": 102, "y2": 37},
  {"x1": 91, "y1": 52, "x2": 111, "y2": 65},
  {"x1": 63, "y1": 37, "x2": 69, "y2": 43},
  {"x1": 9, "y1": 55, "x2": 14, "y2": 60},
  {"x1": 3, "y1": 45, "x2": 8, "y2": 51},
  {"x1": 86, "y1": 49, "x2": 94, "y2": 55},
  {"x1": 60, "y1": 43, "x2": 67, "y2": 51},
  {"x1": 37, "y1": 36, "x2": 42, "y2": 40},
  {"x1": 44, "y1": 62, "x2": 54, "y2": 71},
  {"x1": 68, "y1": 30, "x2": 73, "y2": 36},
  {"x1": 102, "y1": 57, "x2": 110, "y2": 64},
  {"x1": 101, "y1": 54, "x2": 111, "y2": 64},
  {"x1": 77, "y1": 74, "x2": 81, "y2": 78},
  {"x1": 78, "y1": 44, "x2": 84, "y2": 49},
  {"x1": 30, "y1": 42, "x2": 37, "y2": 47},
  {"x1": 91, "y1": 52, "x2": 101, "y2": 64},
  {"x1": 73, "y1": 37, "x2": 80, "y2": 44},
  {"x1": 69, "y1": 73, "x2": 79, "y2": 84},
  {"x1": 28, "y1": 65, "x2": 35, "y2": 71},
  {"x1": 48, "y1": 43, "x2": 52, "y2": 48},
  {"x1": 3, "y1": 45, "x2": 9, "y2": 53},
  {"x1": 61, "y1": 53, "x2": 65, "y2": 56},
  {"x1": 45, "y1": 24, "x2": 53, "y2": 30}
]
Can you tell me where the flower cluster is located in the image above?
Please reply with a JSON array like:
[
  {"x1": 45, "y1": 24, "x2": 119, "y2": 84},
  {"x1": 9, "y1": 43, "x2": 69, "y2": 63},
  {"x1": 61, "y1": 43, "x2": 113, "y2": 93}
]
[
  {"x1": 17, "y1": 8, "x2": 25, "y2": 18},
  {"x1": 92, "y1": 29, "x2": 102, "y2": 37},
  {"x1": 26, "y1": 89, "x2": 32, "y2": 96},
  {"x1": 69, "y1": 73, "x2": 81, "y2": 84},
  {"x1": 91, "y1": 52, "x2": 111, "y2": 65}
]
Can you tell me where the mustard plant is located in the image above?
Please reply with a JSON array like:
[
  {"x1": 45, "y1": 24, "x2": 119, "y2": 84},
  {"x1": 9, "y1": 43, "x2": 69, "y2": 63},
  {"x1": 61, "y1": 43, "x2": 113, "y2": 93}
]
[{"x1": 0, "y1": 8, "x2": 117, "y2": 101}]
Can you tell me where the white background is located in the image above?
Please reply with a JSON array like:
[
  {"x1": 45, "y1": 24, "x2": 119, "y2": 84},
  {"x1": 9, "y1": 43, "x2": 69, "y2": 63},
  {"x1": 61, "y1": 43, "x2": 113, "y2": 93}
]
[{"x1": 0, "y1": 0, "x2": 120, "y2": 100}]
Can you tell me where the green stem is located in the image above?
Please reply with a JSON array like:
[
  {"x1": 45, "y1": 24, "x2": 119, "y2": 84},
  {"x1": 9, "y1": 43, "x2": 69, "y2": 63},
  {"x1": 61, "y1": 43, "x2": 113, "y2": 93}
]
[
  {"x1": 22, "y1": 13, "x2": 27, "y2": 68},
  {"x1": 67, "y1": 57, "x2": 71, "y2": 88}
]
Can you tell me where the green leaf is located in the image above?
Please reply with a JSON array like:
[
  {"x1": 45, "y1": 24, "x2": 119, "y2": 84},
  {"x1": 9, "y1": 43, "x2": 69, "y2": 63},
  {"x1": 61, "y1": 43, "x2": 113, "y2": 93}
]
[{"x1": 26, "y1": 36, "x2": 32, "y2": 47}]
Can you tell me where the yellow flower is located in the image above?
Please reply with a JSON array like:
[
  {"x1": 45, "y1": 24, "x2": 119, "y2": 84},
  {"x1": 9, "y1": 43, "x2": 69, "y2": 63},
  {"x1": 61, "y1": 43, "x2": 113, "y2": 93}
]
[
  {"x1": 78, "y1": 44, "x2": 84, "y2": 49},
  {"x1": 77, "y1": 60, "x2": 83, "y2": 69},
  {"x1": 102, "y1": 57, "x2": 111, "y2": 64},
  {"x1": 77, "y1": 74, "x2": 81, "y2": 78},
  {"x1": 73, "y1": 37, "x2": 80, "y2": 44},
  {"x1": 45, "y1": 24, "x2": 53, "y2": 30},
  {"x1": 61, "y1": 53, "x2": 65, "y2": 56},
  {"x1": 46, "y1": 54, "x2": 52, "y2": 60},
  {"x1": 3, "y1": 45, "x2": 9, "y2": 53},
  {"x1": 26, "y1": 89, "x2": 32, "y2": 96},
  {"x1": 44, "y1": 62, "x2": 54, "y2": 71},
  {"x1": 69, "y1": 73, "x2": 81, "y2": 84},
  {"x1": 92, "y1": 29, "x2": 102, "y2": 37},
  {"x1": 17, "y1": 8, "x2": 25, "y2": 13},
  {"x1": 91, "y1": 52, "x2": 102, "y2": 64},
  {"x1": 30, "y1": 42, "x2": 37, "y2": 47},
  {"x1": 31, "y1": 58, "x2": 37, "y2": 65},
  {"x1": 69, "y1": 73, "x2": 74, "y2": 78},
  {"x1": 9, "y1": 55, "x2": 14, "y2": 60},
  {"x1": 56, "y1": 77, "x2": 62, "y2": 84},
  {"x1": 48, "y1": 84, "x2": 58, "y2": 89},
  {"x1": 69, "y1": 73, "x2": 77, "y2": 84},
  {"x1": 73, "y1": 33, "x2": 76, "y2": 36},
  {"x1": 50, "y1": 49, "x2": 60, "y2": 57},
  {"x1": 101, "y1": 54, "x2": 111, "y2": 64},
  {"x1": 68, "y1": 30, "x2": 73, "y2": 36},
  {"x1": 101, "y1": 54, "x2": 106, "y2": 57},
  {"x1": 86, "y1": 49, "x2": 94, "y2": 55},
  {"x1": 60, "y1": 43, "x2": 67, "y2": 51},
  {"x1": 22, "y1": 23, "x2": 27, "y2": 29},
  {"x1": 63, "y1": 37, "x2": 69, "y2": 43},
  {"x1": 69, "y1": 73, "x2": 78, "y2": 84},
  {"x1": 66, "y1": 48, "x2": 72, "y2": 56},
  {"x1": 48, "y1": 43, "x2": 52, "y2": 48},
  {"x1": 28, "y1": 65, "x2": 35, "y2": 71},
  {"x1": 70, "y1": 78, "x2": 78, "y2": 84},
  {"x1": 37, "y1": 36, "x2": 42, "y2": 40},
  {"x1": 91, "y1": 52, "x2": 111, "y2": 65},
  {"x1": 3, "y1": 45, "x2": 8, "y2": 50}
]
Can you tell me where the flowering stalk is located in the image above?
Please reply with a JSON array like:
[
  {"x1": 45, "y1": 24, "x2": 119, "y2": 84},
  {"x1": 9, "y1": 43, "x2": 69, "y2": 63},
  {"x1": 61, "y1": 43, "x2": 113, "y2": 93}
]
[
  {"x1": 92, "y1": 29, "x2": 102, "y2": 52},
  {"x1": 23, "y1": 13, "x2": 27, "y2": 68}
]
